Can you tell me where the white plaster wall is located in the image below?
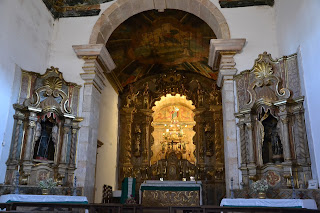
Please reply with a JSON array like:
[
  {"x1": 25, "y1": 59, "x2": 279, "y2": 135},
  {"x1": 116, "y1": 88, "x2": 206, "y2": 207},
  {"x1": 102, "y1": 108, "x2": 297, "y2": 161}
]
[
  {"x1": 0, "y1": 0, "x2": 54, "y2": 183},
  {"x1": 95, "y1": 83, "x2": 119, "y2": 203},
  {"x1": 211, "y1": 0, "x2": 279, "y2": 72},
  {"x1": 274, "y1": 0, "x2": 320, "y2": 182}
]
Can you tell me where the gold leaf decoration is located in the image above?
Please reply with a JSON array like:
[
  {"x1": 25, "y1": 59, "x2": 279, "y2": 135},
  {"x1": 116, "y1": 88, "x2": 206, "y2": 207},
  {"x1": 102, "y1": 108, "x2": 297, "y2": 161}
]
[
  {"x1": 253, "y1": 61, "x2": 273, "y2": 80},
  {"x1": 44, "y1": 77, "x2": 63, "y2": 90}
]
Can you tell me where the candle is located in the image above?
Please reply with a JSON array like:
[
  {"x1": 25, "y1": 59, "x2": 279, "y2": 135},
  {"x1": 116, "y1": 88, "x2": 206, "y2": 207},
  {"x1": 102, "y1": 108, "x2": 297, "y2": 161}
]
[
  {"x1": 304, "y1": 174, "x2": 307, "y2": 186},
  {"x1": 290, "y1": 168, "x2": 292, "y2": 176}
]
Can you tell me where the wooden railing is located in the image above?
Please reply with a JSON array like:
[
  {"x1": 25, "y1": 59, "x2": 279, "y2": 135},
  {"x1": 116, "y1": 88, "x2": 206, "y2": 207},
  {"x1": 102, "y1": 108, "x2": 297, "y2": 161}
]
[{"x1": 1, "y1": 203, "x2": 320, "y2": 213}]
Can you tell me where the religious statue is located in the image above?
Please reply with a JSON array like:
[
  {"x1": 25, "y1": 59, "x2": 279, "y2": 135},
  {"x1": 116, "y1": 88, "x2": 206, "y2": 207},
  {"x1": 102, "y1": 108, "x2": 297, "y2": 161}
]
[
  {"x1": 143, "y1": 82, "x2": 150, "y2": 109},
  {"x1": 134, "y1": 125, "x2": 142, "y2": 157},
  {"x1": 205, "y1": 123, "x2": 213, "y2": 156},
  {"x1": 210, "y1": 84, "x2": 221, "y2": 105},
  {"x1": 196, "y1": 81, "x2": 204, "y2": 107},
  {"x1": 34, "y1": 118, "x2": 58, "y2": 160},
  {"x1": 125, "y1": 84, "x2": 139, "y2": 108}
]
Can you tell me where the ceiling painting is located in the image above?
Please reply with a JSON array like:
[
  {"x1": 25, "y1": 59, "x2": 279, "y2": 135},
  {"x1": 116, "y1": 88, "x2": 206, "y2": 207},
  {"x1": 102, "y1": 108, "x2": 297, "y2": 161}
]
[
  {"x1": 219, "y1": 0, "x2": 274, "y2": 8},
  {"x1": 43, "y1": 0, "x2": 115, "y2": 18},
  {"x1": 106, "y1": 10, "x2": 218, "y2": 89}
]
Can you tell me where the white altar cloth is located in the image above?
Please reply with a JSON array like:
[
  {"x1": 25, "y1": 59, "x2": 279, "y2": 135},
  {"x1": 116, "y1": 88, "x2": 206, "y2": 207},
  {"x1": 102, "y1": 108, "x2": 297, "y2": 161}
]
[
  {"x1": 0, "y1": 194, "x2": 88, "y2": 204},
  {"x1": 220, "y1": 198, "x2": 317, "y2": 210}
]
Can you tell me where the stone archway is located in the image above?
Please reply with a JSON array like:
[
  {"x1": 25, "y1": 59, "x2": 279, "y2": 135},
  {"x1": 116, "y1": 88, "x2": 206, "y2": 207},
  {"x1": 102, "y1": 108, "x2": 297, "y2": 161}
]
[
  {"x1": 89, "y1": 0, "x2": 231, "y2": 45},
  {"x1": 73, "y1": 0, "x2": 246, "y2": 202}
]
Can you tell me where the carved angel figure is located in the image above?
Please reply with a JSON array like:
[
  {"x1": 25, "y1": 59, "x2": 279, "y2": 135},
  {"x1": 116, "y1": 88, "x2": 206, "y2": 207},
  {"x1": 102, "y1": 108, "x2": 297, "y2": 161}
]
[{"x1": 125, "y1": 85, "x2": 140, "y2": 108}]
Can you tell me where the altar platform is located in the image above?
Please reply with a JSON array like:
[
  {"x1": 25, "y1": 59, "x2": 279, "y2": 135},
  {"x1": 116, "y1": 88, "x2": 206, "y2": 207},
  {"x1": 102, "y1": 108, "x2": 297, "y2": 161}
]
[
  {"x1": 139, "y1": 180, "x2": 202, "y2": 207},
  {"x1": 220, "y1": 198, "x2": 318, "y2": 210}
]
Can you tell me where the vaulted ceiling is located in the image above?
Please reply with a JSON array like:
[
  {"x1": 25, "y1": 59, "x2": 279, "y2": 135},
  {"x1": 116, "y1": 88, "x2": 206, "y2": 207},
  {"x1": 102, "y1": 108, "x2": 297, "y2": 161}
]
[{"x1": 106, "y1": 10, "x2": 217, "y2": 89}]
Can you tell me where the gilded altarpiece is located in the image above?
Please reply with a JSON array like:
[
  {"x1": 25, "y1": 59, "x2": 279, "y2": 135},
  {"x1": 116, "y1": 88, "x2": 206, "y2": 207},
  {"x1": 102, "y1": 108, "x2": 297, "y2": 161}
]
[
  {"x1": 118, "y1": 71, "x2": 225, "y2": 205},
  {"x1": 5, "y1": 67, "x2": 82, "y2": 188},
  {"x1": 235, "y1": 52, "x2": 312, "y2": 192}
]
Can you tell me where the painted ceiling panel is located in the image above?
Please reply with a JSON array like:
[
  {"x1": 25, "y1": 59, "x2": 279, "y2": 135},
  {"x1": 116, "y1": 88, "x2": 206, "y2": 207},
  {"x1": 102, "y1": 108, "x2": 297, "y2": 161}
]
[
  {"x1": 43, "y1": 0, "x2": 115, "y2": 18},
  {"x1": 219, "y1": 0, "x2": 274, "y2": 8},
  {"x1": 106, "y1": 10, "x2": 218, "y2": 88}
]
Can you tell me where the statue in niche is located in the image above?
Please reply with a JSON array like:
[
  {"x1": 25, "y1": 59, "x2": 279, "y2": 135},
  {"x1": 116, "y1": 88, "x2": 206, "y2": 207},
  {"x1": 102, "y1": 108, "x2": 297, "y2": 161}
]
[
  {"x1": 196, "y1": 81, "x2": 204, "y2": 107},
  {"x1": 143, "y1": 82, "x2": 150, "y2": 109},
  {"x1": 210, "y1": 84, "x2": 221, "y2": 105},
  {"x1": 34, "y1": 117, "x2": 58, "y2": 161},
  {"x1": 205, "y1": 123, "x2": 213, "y2": 156},
  {"x1": 125, "y1": 84, "x2": 139, "y2": 108},
  {"x1": 134, "y1": 125, "x2": 142, "y2": 157},
  {"x1": 260, "y1": 111, "x2": 284, "y2": 164}
]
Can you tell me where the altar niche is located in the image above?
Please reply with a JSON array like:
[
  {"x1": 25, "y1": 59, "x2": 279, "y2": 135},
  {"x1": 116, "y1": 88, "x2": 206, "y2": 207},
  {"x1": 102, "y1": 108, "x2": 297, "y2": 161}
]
[
  {"x1": 5, "y1": 67, "x2": 83, "y2": 188},
  {"x1": 34, "y1": 116, "x2": 58, "y2": 161},
  {"x1": 235, "y1": 52, "x2": 312, "y2": 194},
  {"x1": 118, "y1": 71, "x2": 225, "y2": 205},
  {"x1": 258, "y1": 109, "x2": 283, "y2": 164}
]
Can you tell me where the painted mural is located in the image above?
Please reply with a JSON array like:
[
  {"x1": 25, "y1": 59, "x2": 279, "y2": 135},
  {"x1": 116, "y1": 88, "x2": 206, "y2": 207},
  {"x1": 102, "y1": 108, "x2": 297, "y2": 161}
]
[{"x1": 106, "y1": 10, "x2": 218, "y2": 88}]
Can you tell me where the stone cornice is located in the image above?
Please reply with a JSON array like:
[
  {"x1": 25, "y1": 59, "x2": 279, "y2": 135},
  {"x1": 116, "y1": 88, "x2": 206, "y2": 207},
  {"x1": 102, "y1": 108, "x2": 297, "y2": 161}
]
[
  {"x1": 208, "y1": 39, "x2": 246, "y2": 70},
  {"x1": 73, "y1": 44, "x2": 116, "y2": 73}
]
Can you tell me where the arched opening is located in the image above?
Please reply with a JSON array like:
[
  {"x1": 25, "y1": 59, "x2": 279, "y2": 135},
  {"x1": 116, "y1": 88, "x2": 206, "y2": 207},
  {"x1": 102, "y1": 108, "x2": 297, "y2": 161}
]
[
  {"x1": 90, "y1": 0, "x2": 230, "y2": 45},
  {"x1": 152, "y1": 94, "x2": 196, "y2": 164},
  {"x1": 151, "y1": 94, "x2": 196, "y2": 179},
  {"x1": 92, "y1": 6, "x2": 228, "y2": 205}
]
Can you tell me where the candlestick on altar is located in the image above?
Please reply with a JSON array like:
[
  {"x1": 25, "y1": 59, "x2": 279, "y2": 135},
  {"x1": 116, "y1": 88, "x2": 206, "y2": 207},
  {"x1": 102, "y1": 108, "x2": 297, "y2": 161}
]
[
  {"x1": 290, "y1": 168, "x2": 292, "y2": 176},
  {"x1": 14, "y1": 171, "x2": 20, "y2": 194},
  {"x1": 291, "y1": 175, "x2": 296, "y2": 199},
  {"x1": 230, "y1": 177, "x2": 234, "y2": 199},
  {"x1": 73, "y1": 176, "x2": 77, "y2": 196},
  {"x1": 304, "y1": 174, "x2": 307, "y2": 188}
]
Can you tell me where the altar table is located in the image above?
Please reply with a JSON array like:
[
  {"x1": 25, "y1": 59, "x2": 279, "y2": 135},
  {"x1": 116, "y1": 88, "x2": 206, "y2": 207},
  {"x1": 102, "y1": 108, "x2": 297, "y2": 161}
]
[
  {"x1": 140, "y1": 180, "x2": 202, "y2": 206},
  {"x1": 0, "y1": 194, "x2": 88, "y2": 204},
  {"x1": 0, "y1": 194, "x2": 88, "y2": 212},
  {"x1": 220, "y1": 198, "x2": 317, "y2": 210}
]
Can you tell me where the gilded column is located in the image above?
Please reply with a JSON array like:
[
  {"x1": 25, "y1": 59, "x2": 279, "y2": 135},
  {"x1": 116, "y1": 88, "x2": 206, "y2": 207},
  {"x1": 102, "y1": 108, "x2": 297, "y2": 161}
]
[
  {"x1": 275, "y1": 102, "x2": 292, "y2": 162},
  {"x1": 11, "y1": 106, "x2": 25, "y2": 161},
  {"x1": 193, "y1": 108, "x2": 206, "y2": 166},
  {"x1": 244, "y1": 113, "x2": 255, "y2": 166},
  {"x1": 61, "y1": 118, "x2": 72, "y2": 164},
  {"x1": 208, "y1": 39, "x2": 246, "y2": 195},
  {"x1": 23, "y1": 110, "x2": 38, "y2": 161},
  {"x1": 141, "y1": 109, "x2": 153, "y2": 165}
]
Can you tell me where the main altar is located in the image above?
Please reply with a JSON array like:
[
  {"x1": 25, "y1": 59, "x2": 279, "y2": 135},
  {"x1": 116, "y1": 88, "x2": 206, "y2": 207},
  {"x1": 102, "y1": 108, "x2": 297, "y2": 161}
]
[{"x1": 139, "y1": 180, "x2": 202, "y2": 207}]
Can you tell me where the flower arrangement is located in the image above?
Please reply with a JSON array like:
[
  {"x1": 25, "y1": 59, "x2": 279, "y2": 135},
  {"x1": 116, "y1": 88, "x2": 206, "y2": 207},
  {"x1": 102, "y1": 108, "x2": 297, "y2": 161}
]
[
  {"x1": 251, "y1": 179, "x2": 269, "y2": 192},
  {"x1": 125, "y1": 195, "x2": 136, "y2": 204},
  {"x1": 38, "y1": 178, "x2": 57, "y2": 190}
]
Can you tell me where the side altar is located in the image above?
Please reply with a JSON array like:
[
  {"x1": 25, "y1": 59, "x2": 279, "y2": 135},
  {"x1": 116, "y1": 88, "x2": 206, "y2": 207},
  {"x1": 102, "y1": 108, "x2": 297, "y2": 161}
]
[{"x1": 139, "y1": 180, "x2": 202, "y2": 207}]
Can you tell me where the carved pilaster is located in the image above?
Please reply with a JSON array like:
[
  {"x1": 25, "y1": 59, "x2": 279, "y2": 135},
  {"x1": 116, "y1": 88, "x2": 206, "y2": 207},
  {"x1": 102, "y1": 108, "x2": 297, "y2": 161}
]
[
  {"x1": 208, "y1": 38, "x2": 246, "y2": 194},
  {"x1": 73, "y1": 44, "x2": 115, "y2": 202},
  {"x1": 211, "y1": 105, "x2": 223, "y2": 167}
]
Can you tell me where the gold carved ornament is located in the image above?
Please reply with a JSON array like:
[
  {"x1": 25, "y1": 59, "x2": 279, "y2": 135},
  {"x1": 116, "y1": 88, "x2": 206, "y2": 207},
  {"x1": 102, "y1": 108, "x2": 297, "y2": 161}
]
[{"x1": 246, "y1": 60, "x2": 290, "y2": 107}]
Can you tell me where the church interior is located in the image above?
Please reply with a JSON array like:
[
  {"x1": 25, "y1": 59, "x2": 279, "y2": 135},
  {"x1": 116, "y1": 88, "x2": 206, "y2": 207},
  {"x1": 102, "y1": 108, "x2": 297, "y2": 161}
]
[{"x1": 1, "y1": 0, "x2": 320, "y2": 211}]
